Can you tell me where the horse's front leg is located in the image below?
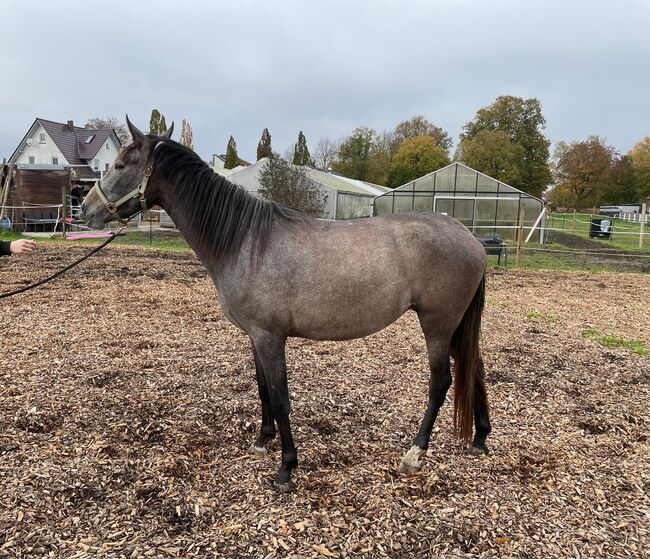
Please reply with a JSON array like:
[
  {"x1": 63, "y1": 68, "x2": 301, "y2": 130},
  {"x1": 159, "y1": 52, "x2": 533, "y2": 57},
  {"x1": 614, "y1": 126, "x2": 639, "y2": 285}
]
[
  {"x1": 251, "y1": 333, "x2": 297, "y2": 492},
  {"x1": 249, "y1": 341, "x2": 276, "y2": 455}
]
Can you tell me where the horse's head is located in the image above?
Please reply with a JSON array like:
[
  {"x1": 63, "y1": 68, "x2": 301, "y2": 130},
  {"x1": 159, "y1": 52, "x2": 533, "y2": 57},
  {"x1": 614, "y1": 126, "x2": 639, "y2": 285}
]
[{"x1": 80, "y1": 116, "x2": 173, "y2": 229}]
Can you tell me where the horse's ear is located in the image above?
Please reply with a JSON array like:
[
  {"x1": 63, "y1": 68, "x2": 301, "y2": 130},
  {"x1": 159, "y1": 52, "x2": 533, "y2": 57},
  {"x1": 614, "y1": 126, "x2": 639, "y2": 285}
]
[
  {"x1": 125, "y1": 115, "x2": 147, "y2": 147},
  {"x1": 161, "y1": 122, "x2": 174, "y2": 140}
]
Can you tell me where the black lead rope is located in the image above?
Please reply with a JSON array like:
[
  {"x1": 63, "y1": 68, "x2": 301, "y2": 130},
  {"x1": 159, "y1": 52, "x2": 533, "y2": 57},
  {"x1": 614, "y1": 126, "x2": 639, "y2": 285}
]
[{"x1": 0, "y1": 228, "x2": 123, "y2": 299}]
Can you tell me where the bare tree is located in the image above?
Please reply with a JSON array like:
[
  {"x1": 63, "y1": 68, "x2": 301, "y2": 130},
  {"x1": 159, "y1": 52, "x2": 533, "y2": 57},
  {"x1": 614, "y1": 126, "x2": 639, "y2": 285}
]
[
  {"x1": 313, "y1": 137, "x2": 340, "y2": 170},
  {"x1": 180, "y1": 119, "x2": 194, "y2": 151},
  {"x1": 85, "y1": 116, "x2": 129, "y2": 146}
]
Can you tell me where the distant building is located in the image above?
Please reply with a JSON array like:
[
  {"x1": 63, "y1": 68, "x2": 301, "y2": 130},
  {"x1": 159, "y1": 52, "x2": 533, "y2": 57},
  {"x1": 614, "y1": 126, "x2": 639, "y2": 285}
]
[{"x1": 210, "y1": 157, "x2": 389, "y2": 219}]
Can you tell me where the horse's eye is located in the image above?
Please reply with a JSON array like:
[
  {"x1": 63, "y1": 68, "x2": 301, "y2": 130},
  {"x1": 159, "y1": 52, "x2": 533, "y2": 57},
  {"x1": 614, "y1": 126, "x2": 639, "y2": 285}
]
[{"x1": 114, "y1": 161, "x2": 125, "y2": 170}]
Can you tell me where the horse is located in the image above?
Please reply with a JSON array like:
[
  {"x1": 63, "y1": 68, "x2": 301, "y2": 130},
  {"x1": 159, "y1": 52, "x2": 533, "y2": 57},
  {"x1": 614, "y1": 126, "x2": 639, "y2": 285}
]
[{"x1": 80, "y1": 117, "x2": 491, "y2": 492}]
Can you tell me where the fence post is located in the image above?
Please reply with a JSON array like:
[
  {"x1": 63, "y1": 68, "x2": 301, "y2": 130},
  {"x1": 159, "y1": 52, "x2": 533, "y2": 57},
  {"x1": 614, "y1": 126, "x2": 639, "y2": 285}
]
[
  {"x1": 515, "y1": 207, "x2": 525, "y2": 268},
  {"x1": 640, "y1": 203, "x2": 647, "y2": 249},
  {"x1": 61, "y1": 186, "x2": 67, "y2": 239},
  {"x1": 572, "y1": 209, "x2": 576, "y2": 232}
]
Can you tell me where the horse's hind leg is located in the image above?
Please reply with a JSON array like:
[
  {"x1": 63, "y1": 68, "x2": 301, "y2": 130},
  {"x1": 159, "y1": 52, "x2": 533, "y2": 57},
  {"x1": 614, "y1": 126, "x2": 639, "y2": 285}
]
[
  {"x1": 469, "y1": 359, "x2": 491, "y2": 455},
  {"x1": 399, "y1": 314, "x2": 452, "y2": 474},
  {"x1": 249, "y1": 342, "x2": 276, "y2": 455}
]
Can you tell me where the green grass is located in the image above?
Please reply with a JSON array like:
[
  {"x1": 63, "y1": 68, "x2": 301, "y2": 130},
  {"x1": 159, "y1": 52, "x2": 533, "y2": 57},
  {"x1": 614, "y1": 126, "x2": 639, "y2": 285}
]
[
  {"x1": 0, "y1": 229, "x2": 191, "y2": 252},
  {"x1": 583, "y1": 327, "x2": 647, "y2": 356},
  {"x1": 526, "y1": 310, "x2": 557, "y2": 323},
  {"x1": 546, "y1": 212, "x2": 649, "y2": 253}
]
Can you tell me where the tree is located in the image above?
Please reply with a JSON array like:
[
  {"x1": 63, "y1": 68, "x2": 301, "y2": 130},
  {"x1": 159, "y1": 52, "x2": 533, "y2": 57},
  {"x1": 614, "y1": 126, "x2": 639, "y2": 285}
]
[
  {"x1": 149, "y1": 109, "x2": 168, "y2": 135},
  {"x1": 549, "y1": 136, "x2": 616, "y2": 209},
  {"x1": 257, "y1": 128, "x2": 273, "y2": 161},
  {"x1": 292, "y1": 131, "x2": 312, "y2": 166},
  {"x1": 460, "y1": 96, "x2": 551, "y2": 198},
  {"x1": 456, "y1": 129, "x2": 524, "y2": 186},
  {"x1": 387, "y1": 136, "x2": 450, "y2": 187},
  {"x1": 258, "y1": 157, "x2": 326, "y2": 216},
  {"x1": 85, "y1": 116, "x2": 129, "y2": 146},
  {"x1": 601, "y1": 156, "x2": 638, "y2": 205},
  {"x1": 224, "y1": 136, "x2": 239, "y2": 169},
  {"x1": 393, "y1": 115, "x2": 452, "y2": 155},
  {"x1": 313, "y1": 137, "x2": 339, "y2": 170},
  {"x1": 628, "y1": 137, "x2": 650, "y2": 200},
  {"x1": 331, "y1": 126, "x2": 377, "y2": 180},
  {"x1": 179, "y1": 119, "x2": 194, "y2": 150}
]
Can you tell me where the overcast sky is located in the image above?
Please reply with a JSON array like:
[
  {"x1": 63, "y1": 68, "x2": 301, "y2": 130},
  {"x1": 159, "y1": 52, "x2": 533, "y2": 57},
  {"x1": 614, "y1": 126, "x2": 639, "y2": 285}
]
[{"x1": 1, "y1": 0, "x2": 648, "y2": 163}]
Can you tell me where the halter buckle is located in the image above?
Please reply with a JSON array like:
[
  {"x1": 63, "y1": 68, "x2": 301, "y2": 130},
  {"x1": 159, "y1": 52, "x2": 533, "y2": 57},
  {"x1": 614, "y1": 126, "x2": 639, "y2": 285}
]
[
  {"x1": 143, "y1": 164, "x2": 153, "y2": 177},
  {"x1": 106, "y1": 202, "x2": 117, "y2": 214}
]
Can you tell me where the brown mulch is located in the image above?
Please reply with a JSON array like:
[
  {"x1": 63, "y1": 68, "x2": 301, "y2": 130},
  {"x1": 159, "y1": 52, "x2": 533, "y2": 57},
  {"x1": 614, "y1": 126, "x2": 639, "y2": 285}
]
[{"x1": 0, "y1": 245, "x2": 648, "y2": 558}]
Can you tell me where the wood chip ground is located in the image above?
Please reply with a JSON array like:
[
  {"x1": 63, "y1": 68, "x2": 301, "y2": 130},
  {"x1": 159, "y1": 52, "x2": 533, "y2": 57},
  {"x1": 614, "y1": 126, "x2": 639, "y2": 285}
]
[{"x1": 1, "y1": 245, "x2": 648, "y2": 558}]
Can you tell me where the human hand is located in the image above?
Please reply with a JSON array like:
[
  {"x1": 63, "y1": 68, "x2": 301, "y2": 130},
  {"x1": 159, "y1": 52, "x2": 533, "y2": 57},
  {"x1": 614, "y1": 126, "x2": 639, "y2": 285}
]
[{"x1": 10, "y1": 239, "x2": 37, "y2": 255}]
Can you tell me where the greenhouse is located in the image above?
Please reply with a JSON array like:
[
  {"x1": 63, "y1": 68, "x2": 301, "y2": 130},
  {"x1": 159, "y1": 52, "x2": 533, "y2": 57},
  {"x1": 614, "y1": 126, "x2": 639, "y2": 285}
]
[{"x1": 373, "y1": 162, "x2": 545, "y2": 242}]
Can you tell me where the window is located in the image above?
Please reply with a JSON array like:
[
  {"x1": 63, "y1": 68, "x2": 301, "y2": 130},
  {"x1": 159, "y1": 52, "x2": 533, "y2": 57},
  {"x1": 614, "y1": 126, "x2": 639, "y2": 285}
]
[
  {"x1": 52, "y1": 157, "x2": 59, "y2": 165},
  {"x1": 105, "y1": 163, "x2": 109, "y2": 172},
  {"x1": 28, "y1": 156, "x2": 35, "y2": 164},
  {"x1": 93, "y1": 159, "x2": 99, "y2": 171},
  {"x1": 39, "y1": 133, "x2": 46, "y2": 143},
  {"x1": 106, "y1": 142, "x2": 110, "y2": 149},
  {"x1": 85, "y1": 135, "x2": 95, "y2": 144}
]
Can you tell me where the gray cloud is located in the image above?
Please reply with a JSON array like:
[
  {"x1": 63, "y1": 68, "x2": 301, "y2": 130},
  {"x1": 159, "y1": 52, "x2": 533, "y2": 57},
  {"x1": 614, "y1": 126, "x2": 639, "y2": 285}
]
[{"x1": 1, "y1": 0, "x2": 648, "y2": 162}]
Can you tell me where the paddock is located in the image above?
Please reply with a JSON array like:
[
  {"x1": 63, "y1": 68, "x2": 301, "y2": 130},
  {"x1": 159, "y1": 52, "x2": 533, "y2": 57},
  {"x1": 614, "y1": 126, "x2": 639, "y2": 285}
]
[{"x1": 0, "y1": 245, "x2": 648, "y2": 558}]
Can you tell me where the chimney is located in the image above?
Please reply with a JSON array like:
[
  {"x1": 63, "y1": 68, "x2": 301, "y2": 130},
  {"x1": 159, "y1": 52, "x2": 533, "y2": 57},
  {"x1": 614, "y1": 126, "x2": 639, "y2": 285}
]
[{"x1": 67, "y1": 120, "x2": 74, "y2": 130}]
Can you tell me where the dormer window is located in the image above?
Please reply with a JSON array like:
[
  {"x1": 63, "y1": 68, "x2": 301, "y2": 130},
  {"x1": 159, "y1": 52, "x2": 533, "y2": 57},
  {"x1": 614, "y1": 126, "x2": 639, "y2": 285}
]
[
  {"x1": 85, "y1": 135, "x2": 95, "y2": 144},
  {"x1": 39, "y1": 133, "x2": 46, "y2": 143}
]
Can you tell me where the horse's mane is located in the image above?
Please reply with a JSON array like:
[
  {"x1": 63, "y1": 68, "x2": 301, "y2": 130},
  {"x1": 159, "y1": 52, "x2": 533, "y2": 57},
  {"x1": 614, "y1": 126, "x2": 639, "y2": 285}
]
[{"x1": 151, "y1": 138, "x2": 300, "y2": 263}]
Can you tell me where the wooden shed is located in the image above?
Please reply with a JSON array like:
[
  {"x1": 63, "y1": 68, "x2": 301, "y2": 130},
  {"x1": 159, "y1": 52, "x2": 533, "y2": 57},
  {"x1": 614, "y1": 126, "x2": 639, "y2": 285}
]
[{"x1": 0, "y1": 165, "x2": 71, "y2": 231}]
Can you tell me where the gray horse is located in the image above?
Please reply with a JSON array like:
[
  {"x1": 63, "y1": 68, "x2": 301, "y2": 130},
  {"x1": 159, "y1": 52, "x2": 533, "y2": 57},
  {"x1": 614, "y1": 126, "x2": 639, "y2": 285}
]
[{"x1": 80, "y1": 118, "x2": 491, "y2": 492}]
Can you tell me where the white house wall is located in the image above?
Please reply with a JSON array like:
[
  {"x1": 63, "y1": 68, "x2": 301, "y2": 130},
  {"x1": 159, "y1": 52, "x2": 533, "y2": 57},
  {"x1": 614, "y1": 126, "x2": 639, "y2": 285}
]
[
  {"x1": 14, "y1": 123, "x2": 67, "y2": 165},
  {"x1": 93, "y1": 135, "x2": 120, "y2": 174}
]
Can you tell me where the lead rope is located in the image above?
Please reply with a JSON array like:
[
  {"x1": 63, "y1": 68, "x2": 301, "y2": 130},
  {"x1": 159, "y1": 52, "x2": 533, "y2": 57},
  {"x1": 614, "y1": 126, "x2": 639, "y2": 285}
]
[{"x1": 0, "y1": 225, "x2": 126, "y2": 299}]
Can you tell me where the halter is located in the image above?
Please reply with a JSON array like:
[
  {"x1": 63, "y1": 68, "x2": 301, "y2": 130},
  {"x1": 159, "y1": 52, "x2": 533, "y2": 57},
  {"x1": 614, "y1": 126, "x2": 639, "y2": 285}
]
[{"x1": 94, "y1": 141, "x2": 164, "y2": 225}]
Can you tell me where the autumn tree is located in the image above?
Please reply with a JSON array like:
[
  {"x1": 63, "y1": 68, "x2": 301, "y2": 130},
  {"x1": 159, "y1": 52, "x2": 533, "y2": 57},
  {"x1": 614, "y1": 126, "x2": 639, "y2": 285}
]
[
  {"x1": 393, "y1": 115, "x2": 452, "y2": 155},
  {"x1": 331, "y1": 126, "x2": 377, "y2": 181},
  {"x1": 149, "y1": 109, "x2": 168, "y2": 136},
  {"x1": 258, "y1": 157, "x2": 326, "y2": 216},
  {"x1": 257, "y1": 128, "x2": 273, "y2": 161},
  {"x1": 601, "y1": 156, "x2": 639, "y2": 205},
  {"x1": 313, "y1": 137, "x2": 339, "y2": 170},
  {"x1": 85, "y1": 116, "x2": 130, "y2": 146},
  {"x1": 460, "y1": 96, "x2": 551, "y2": 197},
  {"x1": 292, "y1": 131, "x2": 312, "y2": 166},
  {"x1": 388, "y1": 136, "x2": 450, "y2": 187},
  {"x1": 549, "y1": 136, "x2": 616, "y2": 209},
  {"x1": 628, "y1": 137, "x2": 650, "y2": 200},
  {"x1": 456, "y1": 129, "x2": 524, "y2": 186},
  {"x1": 224, "y1": 136, "x2": 239, "y2": 169},
  {"x1": 179, "y1": 119, "x2": 194, "y2": 150}
]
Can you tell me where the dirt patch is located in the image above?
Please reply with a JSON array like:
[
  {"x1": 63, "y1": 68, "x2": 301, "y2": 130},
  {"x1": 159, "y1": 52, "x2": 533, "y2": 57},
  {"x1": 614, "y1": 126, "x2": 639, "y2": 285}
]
[{"x1": 1, "y1": 245, "x2": 648, "y2": 558}]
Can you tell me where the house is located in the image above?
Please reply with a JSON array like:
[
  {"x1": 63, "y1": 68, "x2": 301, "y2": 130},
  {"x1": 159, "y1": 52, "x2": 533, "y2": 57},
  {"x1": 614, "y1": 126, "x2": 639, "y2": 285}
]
[
  {"x1": 8, "y1": 118, "x2": 122, "y2": 182},
  {"x1": 210, "y1": 153, "x2": 251, "y2": 174},
  {"x1": 1, "y1": 118, "x2": 122, "y2": 230}
]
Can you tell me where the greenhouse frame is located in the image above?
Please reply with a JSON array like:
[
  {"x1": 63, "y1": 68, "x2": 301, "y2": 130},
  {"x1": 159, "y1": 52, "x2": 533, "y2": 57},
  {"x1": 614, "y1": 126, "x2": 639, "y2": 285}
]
[{"x1": 373, "y1": 162, "x2": 545, "y2": 242}]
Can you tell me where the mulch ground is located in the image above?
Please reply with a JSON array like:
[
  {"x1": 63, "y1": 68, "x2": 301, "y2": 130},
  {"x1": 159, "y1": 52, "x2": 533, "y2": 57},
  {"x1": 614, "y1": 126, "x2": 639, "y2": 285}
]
[{"x1": 1, "y1": 245, "x2": 648, "y2": 558}]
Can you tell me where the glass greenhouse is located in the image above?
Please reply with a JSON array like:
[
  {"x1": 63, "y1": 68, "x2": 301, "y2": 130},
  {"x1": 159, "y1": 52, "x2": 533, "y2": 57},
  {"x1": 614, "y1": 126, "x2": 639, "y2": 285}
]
[{"x1": 373, "y1": 162, "x2": 545, "y2": 242}]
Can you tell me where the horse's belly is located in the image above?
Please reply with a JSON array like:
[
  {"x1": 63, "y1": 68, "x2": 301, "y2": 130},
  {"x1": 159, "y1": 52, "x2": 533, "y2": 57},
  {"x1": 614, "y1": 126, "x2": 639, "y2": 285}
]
[{"x1": 289, "y1": 296, "x2": 410, "y2": 341}]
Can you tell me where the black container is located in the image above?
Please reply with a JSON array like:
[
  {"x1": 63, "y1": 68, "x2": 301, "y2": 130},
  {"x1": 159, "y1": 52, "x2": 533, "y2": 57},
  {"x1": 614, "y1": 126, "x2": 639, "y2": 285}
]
[{"x1": 589, "y1": 217, "x2": 613, "y2": 239}]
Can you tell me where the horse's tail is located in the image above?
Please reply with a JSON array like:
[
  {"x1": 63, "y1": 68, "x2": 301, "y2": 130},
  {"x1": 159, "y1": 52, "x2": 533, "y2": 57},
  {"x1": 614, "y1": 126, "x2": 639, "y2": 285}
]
[{"x1": 450, "y1": 274, "x2": 487, "y2": 442}]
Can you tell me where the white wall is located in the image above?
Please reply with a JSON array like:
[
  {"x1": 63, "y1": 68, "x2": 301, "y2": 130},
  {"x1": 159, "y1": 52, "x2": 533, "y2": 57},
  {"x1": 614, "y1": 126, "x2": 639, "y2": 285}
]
[
  {"x1": 14, "y1": 123, "x2": 67, "y2": 165},
  {"x1": 93, "y1": 135, "x2": 120, "y2": 174}
]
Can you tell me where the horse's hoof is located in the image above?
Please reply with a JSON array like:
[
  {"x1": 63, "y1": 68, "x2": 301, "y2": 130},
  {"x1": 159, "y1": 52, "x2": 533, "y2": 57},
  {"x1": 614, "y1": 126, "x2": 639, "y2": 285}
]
[
  {"x1": 468, "y1": 444, "x2": 489, "y2": 456},
  {"x1": 272, "y1": 479, "x2": 295, "y2": 493},
  {"x1": 399, "y1": 445, "x2": 426, "y2": 475},
  {"x1": 249, "y1": 444, "x2": 267, "y2": 456},
  {"x1": 398, "y1": 460, "x2": 422, "y2": 475}
]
